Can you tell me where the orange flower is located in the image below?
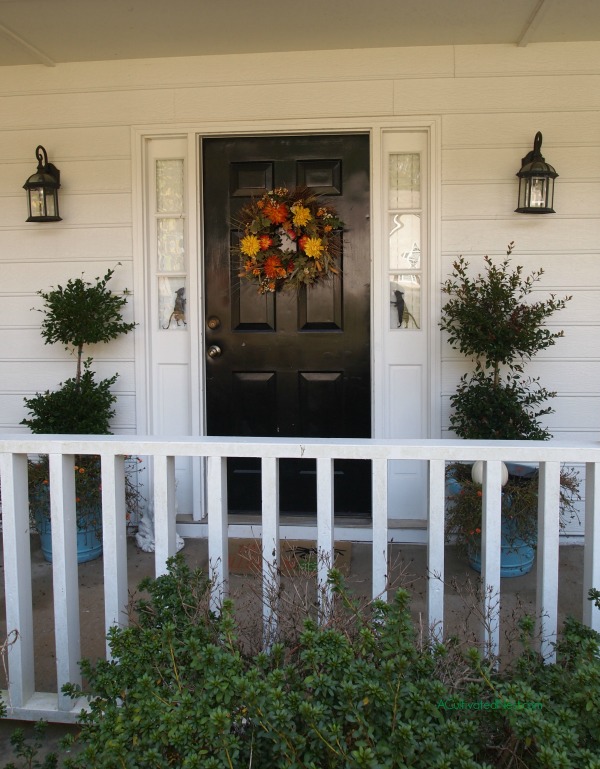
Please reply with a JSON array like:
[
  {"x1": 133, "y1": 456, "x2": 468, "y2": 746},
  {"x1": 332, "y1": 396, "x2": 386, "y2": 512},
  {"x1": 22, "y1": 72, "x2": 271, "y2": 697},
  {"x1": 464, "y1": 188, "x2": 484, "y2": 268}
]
[
  {"x1": 287, "y1": 260, "x2": 295, "y2": 273},
  {"x1": 264, "y1": 255, "x2": 286, "y2": 279},
  {"x1": 263, "y1": 201, "x2": 288, "y2": 225},
  {"x1": 259, "y1": 235, "x2": 273, "y2": 251},
  {"x1": 475, "y1": 527, "x2": 481, "y2": 534},
  {"x1": 79, "y1": 467, "x2": 85, "y2": 474}
]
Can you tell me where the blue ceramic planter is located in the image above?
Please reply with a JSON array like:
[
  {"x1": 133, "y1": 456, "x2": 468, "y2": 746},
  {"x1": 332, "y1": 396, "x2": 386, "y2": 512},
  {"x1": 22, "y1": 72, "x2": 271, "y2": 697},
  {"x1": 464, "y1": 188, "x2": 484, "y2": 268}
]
[
  {"x1": 447, "y1": 463, "x2": 537, "y2": 578},
  {"x1": 36, "y1": 510, "x2": 103, "y2": 564},
  {"x1": 467, "y1": 518, "x2": 535, "y2": 578},
  {"x1": 32, "y1": 486, "x2": 103, "y2": 564}
]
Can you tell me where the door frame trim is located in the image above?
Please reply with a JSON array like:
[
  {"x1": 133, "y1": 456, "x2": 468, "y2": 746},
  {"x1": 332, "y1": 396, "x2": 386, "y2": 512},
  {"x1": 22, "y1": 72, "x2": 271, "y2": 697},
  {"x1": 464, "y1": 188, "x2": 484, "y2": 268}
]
[{"x1": 132, "y1": 118, "x2": 442, "y2": 519}]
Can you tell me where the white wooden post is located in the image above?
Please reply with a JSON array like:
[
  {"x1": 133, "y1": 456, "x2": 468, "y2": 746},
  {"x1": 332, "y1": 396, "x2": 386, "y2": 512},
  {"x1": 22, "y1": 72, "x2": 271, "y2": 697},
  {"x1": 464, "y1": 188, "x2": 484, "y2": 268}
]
[
  {"x1": 207, "y1": 455, "x2": 228, "y2": 612},
  {"x1": 427, "y1": 459, "x2": 446, "y2": 641},
  {"x1": 481, "y1": 460, "x2": 502, "y2": 659},
  {"x1": 316, "y1": 457, "x2": 335, "y2": 624},
  {"x1": 583, "y1": 462, "x2": 600, "y2": 632},
  {"x1": 0, "y1": 452, "x2": 35, "y2": 709},
  {"x1": 101, "y1": 454, "x2": 129, "y2": 657},
  {"x1": 536, "y1": 461, "x2": 560, "y2": 661},
  {"x1": 261, "y1": 457, "x2": 279, "y2": 646},
  {"x1": 372, "y1": 458, "x2": 388, "y2": 600},
  {"x1": 49, "y1": 453, "x2": 82, "y2": 710},
  {"x1": 153, "y1": 454, "x2": 176, "y2": 576}
]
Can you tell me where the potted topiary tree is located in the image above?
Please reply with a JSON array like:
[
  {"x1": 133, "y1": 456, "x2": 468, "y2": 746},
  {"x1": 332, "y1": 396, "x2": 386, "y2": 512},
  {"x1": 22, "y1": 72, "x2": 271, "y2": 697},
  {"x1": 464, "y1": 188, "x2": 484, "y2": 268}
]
[
  {"x1": 440, "y1": 242, "x2": 579, "y2": 575},
  {"x1": 22, "y1": 266, "x2": 137, "y2": 563}
]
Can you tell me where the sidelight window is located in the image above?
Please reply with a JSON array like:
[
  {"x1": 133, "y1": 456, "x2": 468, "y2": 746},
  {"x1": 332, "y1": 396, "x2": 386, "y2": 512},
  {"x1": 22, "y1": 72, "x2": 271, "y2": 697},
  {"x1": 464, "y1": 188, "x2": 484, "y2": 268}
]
[
  {"x1": 387, "y1": 153, "x2": 422, "y2": 330},
  {"x1": 155, "y1": 159, "x2": 187, "y2": 330}
]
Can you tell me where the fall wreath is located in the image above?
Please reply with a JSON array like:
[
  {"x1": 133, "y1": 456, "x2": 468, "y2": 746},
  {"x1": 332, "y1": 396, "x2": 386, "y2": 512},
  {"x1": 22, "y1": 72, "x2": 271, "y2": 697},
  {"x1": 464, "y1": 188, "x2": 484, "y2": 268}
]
[{"x1": 235, "y1": 187, "x2": 344, "y2": 294}]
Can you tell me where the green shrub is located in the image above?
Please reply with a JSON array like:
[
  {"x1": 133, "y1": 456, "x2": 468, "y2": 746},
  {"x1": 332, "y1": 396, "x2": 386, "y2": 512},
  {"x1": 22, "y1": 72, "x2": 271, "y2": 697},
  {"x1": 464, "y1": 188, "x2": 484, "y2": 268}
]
[
  {"x1": 22, "y1": 362, "x2": 117, "y2": 435},
  {"x1": 34, "y1": 268, "x2": 136, "y2": 384},
  {"x1": 56, "y1": 557, "x2": 600, "y2": 769},
  {"x1": 440, "y1": 244, "x2": 571, "y2": 440},
  {"x1": 21, "y1": 267, "x2": 135, "y2": 436},
  {"x1": 1, "y1": 721, "x2": 58, "y2": 769}
]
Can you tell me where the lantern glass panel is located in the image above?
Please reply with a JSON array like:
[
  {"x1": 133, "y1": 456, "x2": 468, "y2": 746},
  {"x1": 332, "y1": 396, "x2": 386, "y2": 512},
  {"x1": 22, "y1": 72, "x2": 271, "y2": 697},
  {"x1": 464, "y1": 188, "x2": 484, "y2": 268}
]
[
  {"x1": 529, "y1": 177, "x2": 547, "y2": 208},
  {"x1": 29, "y1": 188, "x2": 44, "y2": 218},
  {"x1": 45, "y1": 192, "x2": 57, "y2": 218}
]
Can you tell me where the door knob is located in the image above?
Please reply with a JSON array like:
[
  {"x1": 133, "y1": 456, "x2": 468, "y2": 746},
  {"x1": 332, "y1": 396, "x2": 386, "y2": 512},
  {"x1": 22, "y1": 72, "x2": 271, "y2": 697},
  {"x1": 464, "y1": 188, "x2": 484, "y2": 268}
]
[{"x1": 207, "y1": 344, "x2": 222, "y2": 359}]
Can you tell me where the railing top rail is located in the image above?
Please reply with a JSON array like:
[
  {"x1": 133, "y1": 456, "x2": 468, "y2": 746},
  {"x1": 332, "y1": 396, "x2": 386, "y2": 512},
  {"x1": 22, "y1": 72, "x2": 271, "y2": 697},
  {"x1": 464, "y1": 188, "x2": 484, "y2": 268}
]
[{"x1": 1, "y1": 434, "x2": 599, "y2": 463}]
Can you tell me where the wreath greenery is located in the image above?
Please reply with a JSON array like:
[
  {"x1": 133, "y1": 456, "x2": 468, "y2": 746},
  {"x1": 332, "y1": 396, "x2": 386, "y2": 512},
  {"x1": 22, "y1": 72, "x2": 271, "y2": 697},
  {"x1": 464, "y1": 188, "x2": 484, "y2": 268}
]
[{"x1": 235, "y1": 187, "x2": 344, "y2": 294}]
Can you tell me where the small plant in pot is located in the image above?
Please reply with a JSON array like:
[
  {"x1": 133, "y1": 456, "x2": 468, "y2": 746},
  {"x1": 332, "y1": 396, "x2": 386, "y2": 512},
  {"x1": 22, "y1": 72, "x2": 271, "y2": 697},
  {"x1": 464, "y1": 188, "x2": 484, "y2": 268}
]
[
  {"x1": 22, "y1": 267, "x2": 137, "y2": 563},
  {"x1": 440, "y1": 242, "x2": 580, "y2": 575}
]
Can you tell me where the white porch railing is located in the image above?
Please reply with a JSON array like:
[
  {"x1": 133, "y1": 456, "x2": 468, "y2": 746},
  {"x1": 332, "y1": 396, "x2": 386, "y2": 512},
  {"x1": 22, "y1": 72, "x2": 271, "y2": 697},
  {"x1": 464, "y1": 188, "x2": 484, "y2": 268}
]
[{"x1": 1, "y1": 434, "x2": 599, "y2": 723}]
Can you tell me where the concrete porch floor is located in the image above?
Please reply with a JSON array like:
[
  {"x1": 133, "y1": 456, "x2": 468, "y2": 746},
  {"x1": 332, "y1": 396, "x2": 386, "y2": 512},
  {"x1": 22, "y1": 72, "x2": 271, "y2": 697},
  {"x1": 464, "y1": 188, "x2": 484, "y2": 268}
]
[{"x1": 0, "y1": 533, "x2": 587, "y2": 762}]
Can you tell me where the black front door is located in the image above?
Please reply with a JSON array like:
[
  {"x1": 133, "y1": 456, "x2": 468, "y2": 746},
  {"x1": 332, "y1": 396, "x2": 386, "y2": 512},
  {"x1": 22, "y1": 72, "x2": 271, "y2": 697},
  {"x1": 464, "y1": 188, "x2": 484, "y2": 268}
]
[{"x1": 203, "y1": 134, "x2": 371, "y2": 514}]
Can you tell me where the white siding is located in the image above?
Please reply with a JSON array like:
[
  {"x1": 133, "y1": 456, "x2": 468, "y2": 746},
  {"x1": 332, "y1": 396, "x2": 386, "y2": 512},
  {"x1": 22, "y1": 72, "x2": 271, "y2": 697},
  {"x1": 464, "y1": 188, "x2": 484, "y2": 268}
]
[{"x1": 0, "y1": 42, "x2": 598, "y2": 527}]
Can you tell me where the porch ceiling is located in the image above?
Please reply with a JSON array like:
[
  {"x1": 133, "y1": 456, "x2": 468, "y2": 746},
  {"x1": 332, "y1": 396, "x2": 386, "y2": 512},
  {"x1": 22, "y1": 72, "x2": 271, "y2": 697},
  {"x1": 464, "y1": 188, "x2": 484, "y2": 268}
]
[{"x1": 0, "y1": 0, "x2": 599, "y2": 68}]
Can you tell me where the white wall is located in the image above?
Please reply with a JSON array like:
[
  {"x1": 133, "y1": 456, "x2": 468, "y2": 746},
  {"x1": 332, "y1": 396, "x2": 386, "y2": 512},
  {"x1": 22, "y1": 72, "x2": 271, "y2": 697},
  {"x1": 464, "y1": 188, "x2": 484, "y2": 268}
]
[{"x1": 0, "y1": 43, "x2": 598, "y2": 511}]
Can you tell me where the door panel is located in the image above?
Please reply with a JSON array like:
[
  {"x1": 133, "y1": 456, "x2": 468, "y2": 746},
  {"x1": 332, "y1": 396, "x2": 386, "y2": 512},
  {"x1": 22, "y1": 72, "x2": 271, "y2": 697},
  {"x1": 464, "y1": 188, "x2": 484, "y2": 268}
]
[{"x1": 203, "y1": 134, "x2": 371, "y2": 514}]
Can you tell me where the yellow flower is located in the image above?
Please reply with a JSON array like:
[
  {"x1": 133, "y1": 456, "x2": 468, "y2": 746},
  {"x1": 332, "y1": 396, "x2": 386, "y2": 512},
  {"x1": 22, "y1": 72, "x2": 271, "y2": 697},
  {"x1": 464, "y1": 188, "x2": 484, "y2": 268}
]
[
  {"x1": 240, "y1": 234, "x2": 261, "y2": 258},
  {"x1": 291, "y1": 204, "x2": 312, "y2": 227},
  {"x1": 302, "y1": 237, "x2": 324, "y2": 259}
]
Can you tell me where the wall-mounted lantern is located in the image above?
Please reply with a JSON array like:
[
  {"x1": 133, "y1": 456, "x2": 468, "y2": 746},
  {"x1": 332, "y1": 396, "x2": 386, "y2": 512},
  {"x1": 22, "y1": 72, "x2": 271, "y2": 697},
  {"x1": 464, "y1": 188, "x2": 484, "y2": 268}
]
[
  {"x1": 515, "y1": 132, "x2": 558, "y2": 214},
  {"x1": 23, "y1": 145, "x2": 62, "y2": 222}
]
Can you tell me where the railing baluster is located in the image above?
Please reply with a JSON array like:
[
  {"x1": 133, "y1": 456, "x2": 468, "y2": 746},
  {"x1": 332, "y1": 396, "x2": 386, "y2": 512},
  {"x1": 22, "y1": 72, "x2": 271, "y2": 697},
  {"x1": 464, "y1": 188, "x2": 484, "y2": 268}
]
[
  {"x1": 372, "y1": 458, "x2": 388, "y2": 600},
  {"x1": 261, "y1": 457, "x2": 279, "y2": 645},
  {"x1": 153, "y1": 454, "x2": 177, "y2": 576},
  {"x1": 584, "y1": 462, "x2": 600, "y2": 632},
  {"x1": 207, "y1": 455, "x2": 228, "y2": 612},
  {"x1": 49, "y1": 453, "x2": 82, "y2": 710},
  {"x1": 316, "y1": 457, "x2": 335, "y2": 624},
  {"x1": 101, "y1": 454, "x2": 129, "y2": 657},
  {"x1": 0, "y1": 452, "x2": 35, "y2": 710},
  {"x1": 481, "y1": 460, "x2": 502, "y2": 659},
  {"x1": 536, "y1": 461, "x2": 560, "y2": 661},
  {"x1": 1, "y1": 435, "x2": 600, "y2": 723},
  {"x1": 428, "y1": 459, "x2": 446, "y2": 641}
]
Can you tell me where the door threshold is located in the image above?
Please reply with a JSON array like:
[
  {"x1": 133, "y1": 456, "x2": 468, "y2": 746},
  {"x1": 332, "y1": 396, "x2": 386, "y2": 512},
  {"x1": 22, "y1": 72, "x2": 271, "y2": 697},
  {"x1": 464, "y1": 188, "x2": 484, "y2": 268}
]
[
  {"x1": 228, "y1": 514, "x2": 373, "y2": 527},
  {"x1": 176, "y1": 516, "x2": 429, "y2": 544}
]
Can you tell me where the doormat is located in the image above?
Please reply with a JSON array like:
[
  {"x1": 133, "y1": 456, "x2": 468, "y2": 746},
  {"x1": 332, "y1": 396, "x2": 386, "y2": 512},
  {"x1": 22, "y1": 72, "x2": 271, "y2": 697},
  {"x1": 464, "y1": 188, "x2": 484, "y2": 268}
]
[{"x1": 228, "y1": 539, "x2": 352, "y2": 576}]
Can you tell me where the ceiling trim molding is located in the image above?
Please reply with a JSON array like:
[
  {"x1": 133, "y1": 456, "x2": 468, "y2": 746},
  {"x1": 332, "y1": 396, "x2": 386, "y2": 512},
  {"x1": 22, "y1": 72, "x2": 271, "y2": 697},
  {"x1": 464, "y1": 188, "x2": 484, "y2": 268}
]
[
  {"x1": 0, "y1": 22, "x2": 56, "y2": 67},
  {"x1": 517, "y1": 0, "x2": 551, "y2": 47}
]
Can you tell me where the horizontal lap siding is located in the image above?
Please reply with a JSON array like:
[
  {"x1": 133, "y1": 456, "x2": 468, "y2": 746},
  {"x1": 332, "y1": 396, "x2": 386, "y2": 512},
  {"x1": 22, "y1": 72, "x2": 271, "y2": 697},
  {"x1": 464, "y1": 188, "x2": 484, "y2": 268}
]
[
  {"x1": 435, "y1": 52, "x2": 600, "y2": 491},
  {"x1": 0, "y1": 96, "x2": 135, "y2": 430},
  {"x1": 0, "y1": 43, "x2": 597, "y2": 482},
  {"x1": 437, "y1": 54, "x2": 600, "y2": 537}
]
